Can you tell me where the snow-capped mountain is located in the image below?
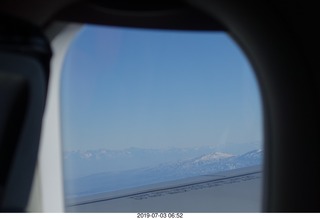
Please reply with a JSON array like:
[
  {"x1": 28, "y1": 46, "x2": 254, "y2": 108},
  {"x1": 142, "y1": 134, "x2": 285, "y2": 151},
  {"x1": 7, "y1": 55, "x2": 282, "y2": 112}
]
[
  {"x1": 193, "y1": 152, "x2": 234, "y2": 163},
  {"x1": 143, "y1": 150, "x2": 262, "y2": 178},
  {"x1": 64, "y1": 149, "x2": 263, "y2": 197},
  {"x1": 63, "y1": 146, "x2": 221, "y2": 179}
]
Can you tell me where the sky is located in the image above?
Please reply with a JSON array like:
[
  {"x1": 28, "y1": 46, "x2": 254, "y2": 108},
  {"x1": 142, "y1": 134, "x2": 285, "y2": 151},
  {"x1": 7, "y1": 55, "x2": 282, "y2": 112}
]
[{"x1": 61, "y1": 24, "x2": 262, "y2": 154}]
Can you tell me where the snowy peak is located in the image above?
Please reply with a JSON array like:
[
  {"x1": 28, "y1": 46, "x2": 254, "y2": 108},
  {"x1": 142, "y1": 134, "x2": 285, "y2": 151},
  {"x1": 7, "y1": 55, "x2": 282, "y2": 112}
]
[
  {"x1": 238, "y1": 149, "x2": 262, "y2": 159},
  {"x1": 194, "y1": 152, "x2": 234, "y2": 163}
]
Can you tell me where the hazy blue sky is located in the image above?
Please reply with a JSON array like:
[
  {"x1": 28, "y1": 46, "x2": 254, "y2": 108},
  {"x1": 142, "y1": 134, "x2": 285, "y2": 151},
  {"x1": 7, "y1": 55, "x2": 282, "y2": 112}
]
[{"x1": 61, "y1": 24, "x2": 262, "y2": 153}]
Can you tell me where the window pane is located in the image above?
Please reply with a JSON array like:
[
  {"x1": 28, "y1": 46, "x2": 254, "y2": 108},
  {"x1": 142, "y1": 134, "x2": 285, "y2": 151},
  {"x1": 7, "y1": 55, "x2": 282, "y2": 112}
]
[{"x1": 61, "y1": 24, "x2": 263, "y2": 211}]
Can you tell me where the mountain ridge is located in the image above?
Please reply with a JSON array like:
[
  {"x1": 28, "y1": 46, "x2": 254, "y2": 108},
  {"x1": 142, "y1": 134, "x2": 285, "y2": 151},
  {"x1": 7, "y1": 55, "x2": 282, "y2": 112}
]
[{"x1": 64, "y1": 149, "x2": 262, "y2": 197}]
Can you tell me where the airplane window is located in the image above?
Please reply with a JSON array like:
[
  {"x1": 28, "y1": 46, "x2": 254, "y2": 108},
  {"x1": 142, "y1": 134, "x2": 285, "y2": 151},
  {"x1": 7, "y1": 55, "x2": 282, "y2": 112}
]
[{"x1": 61, "y1": 24, "x2": 263, "y2": 212}]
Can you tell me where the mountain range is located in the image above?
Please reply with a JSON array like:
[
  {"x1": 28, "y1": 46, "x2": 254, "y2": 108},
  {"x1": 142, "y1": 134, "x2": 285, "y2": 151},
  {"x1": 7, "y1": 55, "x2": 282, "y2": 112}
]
[{"x1": 64, "y1": 148, "x2": 262, "y2": 197}]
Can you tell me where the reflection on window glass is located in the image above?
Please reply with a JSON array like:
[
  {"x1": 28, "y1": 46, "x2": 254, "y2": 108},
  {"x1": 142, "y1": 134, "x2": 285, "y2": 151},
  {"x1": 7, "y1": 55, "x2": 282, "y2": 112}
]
[{"x1": 61, "y1": 25, "x2": 262, "y2": 200}]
